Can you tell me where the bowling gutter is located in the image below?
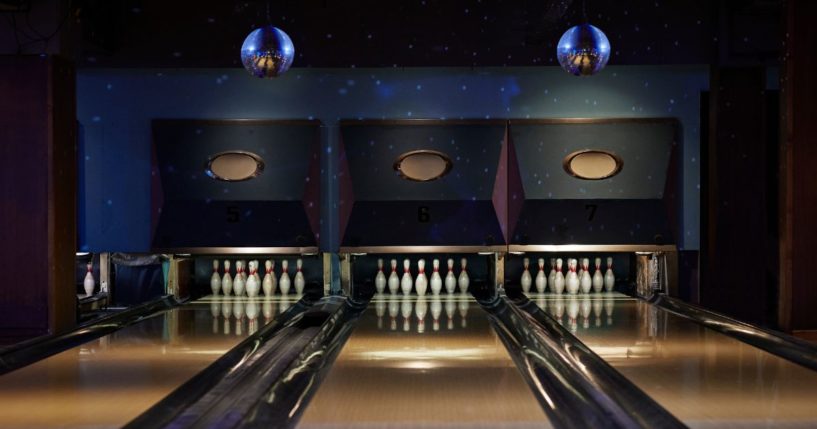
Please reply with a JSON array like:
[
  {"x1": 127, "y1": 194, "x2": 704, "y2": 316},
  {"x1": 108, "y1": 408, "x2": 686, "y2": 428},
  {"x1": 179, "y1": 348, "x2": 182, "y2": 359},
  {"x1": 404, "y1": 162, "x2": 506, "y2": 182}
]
[
  {"x1": 126, "y1": 287, "x2": 369, "y2": 429},
  {"x1": 483, "y1": 286, "x2": 687, "y2": 429},
  {"x1": 0, "y1": 294, "x2": 183, "y2": 375}
]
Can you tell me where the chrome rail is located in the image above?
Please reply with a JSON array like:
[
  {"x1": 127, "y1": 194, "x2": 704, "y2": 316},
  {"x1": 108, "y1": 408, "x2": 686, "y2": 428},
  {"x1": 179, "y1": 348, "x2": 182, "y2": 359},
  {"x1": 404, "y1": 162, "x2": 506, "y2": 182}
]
[
  {"x1": 649, "y1": 293, "x2": 817, "y2": 372},
  {"x1": 0, "y1": 294, "x2": 182, "y2": 375},
  {"x1": 125, "y1": 285, "x2": 369, "y2": 429},
  {"x1": 507, "y1": 291, "x2": 686, "y2": 429},
  {"x1": 473, "y1": 283, "x2": 685, "y2": 429}
]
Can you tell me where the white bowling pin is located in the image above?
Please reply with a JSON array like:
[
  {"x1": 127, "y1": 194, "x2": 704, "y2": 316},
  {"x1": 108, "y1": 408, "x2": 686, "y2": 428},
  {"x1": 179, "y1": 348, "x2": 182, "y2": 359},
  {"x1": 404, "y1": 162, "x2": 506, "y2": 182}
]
[
  {"x1": 83, "y1": 262, "x2": 95, "y2": 296},
  {"x1": 604, "y1": 257, "x2": 615, "y2": 292},
  {"x1": 566, "y1": 259, "x2": 580, "y2": 294},
  {"x1": 580, "y1": 258, "x2": 592, "y2": 294},
  {"x1": 458, "y1": 258, "x2": 470, "y2": 293},
  {"x1": 388, "y1": 259, "x2": 400, "y2": 294},
  {"x1": 415, "y1": 259, "x2": 428, "y2": 296},
  {"x1": 210, "y1": 260, "x2": 221, "y2": 296},
  {"x1": 240, "y1": 260, "x2": 248, "y2": 282},
  {"x1": 253, "y1": 260, "x2": 261, "y2": 283},
  {"x1": 535, "y1": 258, "x2": 547, "y2": 293},
  {"x1": 548, "y1": 258, "x2": 557, "y2": 290},
  {"x1": 246, "y1": 261, "x2": 260, "y2": 297},
  {"x1": 233, "y1": 260, "x2": 246, "y2": 296},
  {"x1": 430, "y1": 259, "x2": 443, "y2": 295},
  {"x1": 262, "y1": 260, "x2": 274, "y2": 296},
  {"x1": 221, "y1": 260, "x2": 233, "y2": 296},
  {"x1": 592, "y1": 258, "x2": 604, "y2": 292},
  {"x1": 294, "y1": 258, "x2": 305, "y2": 295},
  {"x1": 401, "y1": 259, "x2": 413, "y2": 295},
  {"x1": 553, "y1": 258, "x2": 565, "y2": 294},
  {"x1": 444, "y1": 258, "x2": 457, "y2": 294},
  {"x1": 279, "y1": 260, "x2": 291, "y2": 295},
  {"x1": 520, "y1": 258, "x2": 532, "y2": 293},
  {"x1": 375, "y1": 258, "x2": 387, "y2": 294}
]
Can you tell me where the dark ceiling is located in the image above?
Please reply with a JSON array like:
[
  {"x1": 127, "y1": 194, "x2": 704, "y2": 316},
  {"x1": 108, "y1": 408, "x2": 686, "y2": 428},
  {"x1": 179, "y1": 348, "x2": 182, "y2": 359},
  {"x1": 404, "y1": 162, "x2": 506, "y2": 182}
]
[{"x1": 73, "y1": 0, "x2": 780, "y2": 68}]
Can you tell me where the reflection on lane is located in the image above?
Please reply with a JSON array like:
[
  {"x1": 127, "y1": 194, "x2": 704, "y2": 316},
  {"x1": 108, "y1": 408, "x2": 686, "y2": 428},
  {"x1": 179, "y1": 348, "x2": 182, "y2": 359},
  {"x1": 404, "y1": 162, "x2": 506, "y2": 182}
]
[
  {"x1": 0, "y1": 296, "x2": 289, "y2": 429},
  {"x1": 374, "y1": 294, "x2": 472, "y2": 333},
  {"x1": 298, "y1": 294, "x2": 549, "y2": 428},
  {"x1": 530, "y1": 292, "x2": 817, "y2": 428}
]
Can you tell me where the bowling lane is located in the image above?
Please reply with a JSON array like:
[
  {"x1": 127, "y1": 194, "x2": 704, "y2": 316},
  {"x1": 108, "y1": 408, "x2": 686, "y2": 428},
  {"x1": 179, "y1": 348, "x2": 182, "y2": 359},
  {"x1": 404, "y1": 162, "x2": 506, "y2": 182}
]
[
  {"x1": 298, "y1": 294, "x2": 550, "y2": 429},
  {"x1": 529, "y1": 292, "x2": 817, "y2": 428},
  {"x1": 0, "y1": 295, "x2": 297, "y2": 429}
]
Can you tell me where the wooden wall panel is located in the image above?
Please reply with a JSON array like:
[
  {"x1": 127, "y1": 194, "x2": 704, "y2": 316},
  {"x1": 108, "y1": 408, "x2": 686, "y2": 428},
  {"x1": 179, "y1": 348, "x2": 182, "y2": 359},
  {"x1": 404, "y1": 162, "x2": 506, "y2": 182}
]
[
  {"x1": 0, "y1": 56, "x2": 76, "y2": 342},
  {"x1": 780, "y1": 0, "x2": 817, "y2": 332}
]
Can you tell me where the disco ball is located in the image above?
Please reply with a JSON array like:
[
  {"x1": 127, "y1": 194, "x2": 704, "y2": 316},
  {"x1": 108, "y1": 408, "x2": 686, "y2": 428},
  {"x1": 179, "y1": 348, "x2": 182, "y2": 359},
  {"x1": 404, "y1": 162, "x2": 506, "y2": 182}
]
[
  {"x1": 240, "y1": 25, "x2": 295, "y2": 78},
  {"x1": 556, "y1": 24, "x2": 611, "y2": 76}
]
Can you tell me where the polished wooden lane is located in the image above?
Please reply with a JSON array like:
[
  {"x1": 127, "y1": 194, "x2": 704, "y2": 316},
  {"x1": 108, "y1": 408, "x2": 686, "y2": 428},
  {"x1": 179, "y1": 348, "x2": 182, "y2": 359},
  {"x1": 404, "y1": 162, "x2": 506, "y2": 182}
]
[
  {"x1": 298, "y1": 294, "x2": 550, "y2": 429},
  {"x1": 530, "y1": 292, "x2": 817, "y2": 428},
  {"x1": 0, "y1": 296, "x2": 294, "y2": 429}
]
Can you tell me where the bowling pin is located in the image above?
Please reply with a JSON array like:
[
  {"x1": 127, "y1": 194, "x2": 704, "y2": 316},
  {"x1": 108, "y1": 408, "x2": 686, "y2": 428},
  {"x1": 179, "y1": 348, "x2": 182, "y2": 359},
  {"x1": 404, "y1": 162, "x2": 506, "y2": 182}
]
[
  {"x1": 520, "y1": 258, "x2": 532, "y2": 293},
  {"x1": 553, "y1": 258, "x2": 565, "y2": 294},
  {"x1": 246, "y1": 261, "x2": 260, "y2": 297},
  {"x1": 580, "y1": 258, "x2": 592, "y2": 293},
  {"x1": 375, "y1": 258, "x2": 387, "y2": 294},
  {"x1": 535, "y1": 258, "x2": 547, "y2": 293},
  {"x1": 566, "y1": 259, "x2": 580, "y2": 294},
  {"x1": 233, "y1": 260, "x2": 246, "y2": 296},
  {"x1": 262, "y1": 260, "x2": 274, "y2": 296},
  {"x1": 388, "y1": 259, "x2": 400, "y2": 294},
  {"x1": 400, "y1": 259, "x2": 413, "y2": 295},
  {"x1": 458, "y1": 258, "x2": 470, "y2": 293},
  {"x1": 444, "y1": 258, "x2": 457, "y2": 294},
  {"x1": 430, "y1": 259, "x2": 443, "y2": 295},
  {"x1": 83, "y1": 262, "x2": 95, "y2": 296},
  {"x1": 222, "y1": 260, "x2": 233, "y2": 296},
  {"x1": 604, "y1": 257, "x2": 615, "y2": 292},
  {"x1": 592, "y1": 257, "x2": 604, "y2": 292},
  {"x1": 294, "y1": 258, "x2": 305, "y2": 295},
  {"x1": 415, "y1": 259, "x2": 428, "y2": 296},
  {"x1": 210, "y1": 260, "x2": 221, "y2": 296},
  {"x1": 547, "y1": 258, "x2": 555, "y2": 290},
  {"x1": 279, "y1": 260, "x2": 291, "y2": 295},
  {"x1": 240, "y1": 260, "x2": 248, "y2": 282}
]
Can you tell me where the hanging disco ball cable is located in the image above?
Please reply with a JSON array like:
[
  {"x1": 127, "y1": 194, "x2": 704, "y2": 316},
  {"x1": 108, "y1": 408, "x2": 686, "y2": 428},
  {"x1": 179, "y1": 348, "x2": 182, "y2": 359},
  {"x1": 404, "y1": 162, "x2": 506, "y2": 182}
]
[
  {"x1": 556, "y1": 1, "x2": 611, "y2": 76},
  {"x1": 240, "y1": 1, "x2": 295, "y2": 78}
]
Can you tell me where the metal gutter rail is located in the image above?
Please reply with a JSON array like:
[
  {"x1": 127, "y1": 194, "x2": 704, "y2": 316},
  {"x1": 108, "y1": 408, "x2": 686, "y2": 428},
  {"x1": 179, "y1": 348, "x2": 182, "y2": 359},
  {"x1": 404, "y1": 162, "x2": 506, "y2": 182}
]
[
  {"x1": 125, "y1": 286, "x2": 370, "y2": 429},
  {"x1": 0, "y1": 294, "x2": 182, "y2": 375},
  {"x1": 507, "y1": 291, "x2": 687, "y2": 429},
  {"x1": 473, "y1": 282, "x2": 687, "y2": 429},
  {"x1": 649, "y1": 293, "x2": 817, "y2": 372}
]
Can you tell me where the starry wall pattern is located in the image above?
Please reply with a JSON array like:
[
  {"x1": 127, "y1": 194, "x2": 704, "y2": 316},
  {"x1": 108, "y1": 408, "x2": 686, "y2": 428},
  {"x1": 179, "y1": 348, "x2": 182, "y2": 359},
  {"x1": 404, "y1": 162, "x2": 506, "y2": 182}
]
[{"x1": 77, "y1": 65, "x2": 707, "y2": 251}]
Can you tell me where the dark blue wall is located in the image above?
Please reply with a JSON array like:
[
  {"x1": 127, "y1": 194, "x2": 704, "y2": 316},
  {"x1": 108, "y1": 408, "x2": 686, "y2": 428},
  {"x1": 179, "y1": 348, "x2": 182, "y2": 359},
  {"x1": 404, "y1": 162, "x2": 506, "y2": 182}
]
[{"x1": 77, "y1": 66, "x2": 708, "y2": 251}]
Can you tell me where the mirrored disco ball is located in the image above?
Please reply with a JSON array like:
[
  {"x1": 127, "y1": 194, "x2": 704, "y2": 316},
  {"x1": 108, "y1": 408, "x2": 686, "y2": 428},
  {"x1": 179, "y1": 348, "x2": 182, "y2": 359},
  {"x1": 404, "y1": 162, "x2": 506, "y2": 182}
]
[
  {"x1": 241, "y1": 25, "x2": 295, "y2": 78},
  {"x1": 556, "y1": 24, "x2": 611, "y2": 76}
]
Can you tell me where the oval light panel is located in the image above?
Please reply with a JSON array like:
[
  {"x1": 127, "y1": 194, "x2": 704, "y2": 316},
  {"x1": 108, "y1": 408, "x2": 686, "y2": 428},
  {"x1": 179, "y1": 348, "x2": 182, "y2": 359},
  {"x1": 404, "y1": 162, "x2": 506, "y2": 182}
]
[
  {"x1": 394, "y1": 150, "x2": 453, "y2": 182},
  {"x1": 563, "y1": 149, "x2": 622, "y2": 180},
  {"x1": 206, "y1": 151, "x2": 265, "y2": 182}
]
